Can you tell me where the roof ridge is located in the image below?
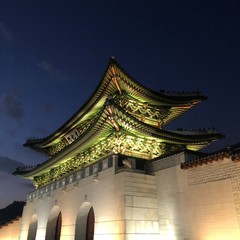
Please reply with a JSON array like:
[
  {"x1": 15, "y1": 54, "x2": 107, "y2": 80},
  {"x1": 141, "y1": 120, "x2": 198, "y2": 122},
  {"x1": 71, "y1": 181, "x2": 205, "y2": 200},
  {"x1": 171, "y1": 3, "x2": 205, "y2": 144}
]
[{"x1": 181, "y1": 142, "x2": 240, "y2": 169}]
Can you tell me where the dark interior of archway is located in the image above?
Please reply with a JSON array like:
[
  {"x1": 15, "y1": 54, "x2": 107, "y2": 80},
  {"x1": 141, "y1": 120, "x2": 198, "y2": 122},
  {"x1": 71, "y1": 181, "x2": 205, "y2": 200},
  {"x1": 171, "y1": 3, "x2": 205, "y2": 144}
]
[
  {"x1": 86, "y1": 207, "x2": 95, "y2": 240},
  {"x1": 55, "y1": 212, "x2": 62, "y2": 240}
]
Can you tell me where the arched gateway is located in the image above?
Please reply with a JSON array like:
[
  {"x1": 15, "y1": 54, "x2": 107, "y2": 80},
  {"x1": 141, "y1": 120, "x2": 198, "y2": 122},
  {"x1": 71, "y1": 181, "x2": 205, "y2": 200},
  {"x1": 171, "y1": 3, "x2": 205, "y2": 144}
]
[
  {"x1": 27, "y1": 214, "x2": 37, "y2": 240},
  {"x1": 45, "y1": 206, "x2": 62, "y2": 240},
  {"x1": 14, "y1": 57, "x2": 223, "y2": 239},
  {"x1": 75, "y1": 202, "x2": 95, "y2": 240}
]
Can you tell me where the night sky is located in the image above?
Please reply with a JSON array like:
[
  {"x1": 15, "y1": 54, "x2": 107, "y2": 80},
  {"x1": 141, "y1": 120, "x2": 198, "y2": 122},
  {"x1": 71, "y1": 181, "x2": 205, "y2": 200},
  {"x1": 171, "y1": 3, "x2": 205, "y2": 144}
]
[{"x1": 0, "y1": 0, "x2": 240, "y2": 208}]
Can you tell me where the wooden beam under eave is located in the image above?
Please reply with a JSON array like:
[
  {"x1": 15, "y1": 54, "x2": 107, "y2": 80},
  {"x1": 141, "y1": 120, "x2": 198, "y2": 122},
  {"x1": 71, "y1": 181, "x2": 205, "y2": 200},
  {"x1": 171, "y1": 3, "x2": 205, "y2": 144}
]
[{"x1": 110, "y1": 66, "x2": 122, "y2": 95}]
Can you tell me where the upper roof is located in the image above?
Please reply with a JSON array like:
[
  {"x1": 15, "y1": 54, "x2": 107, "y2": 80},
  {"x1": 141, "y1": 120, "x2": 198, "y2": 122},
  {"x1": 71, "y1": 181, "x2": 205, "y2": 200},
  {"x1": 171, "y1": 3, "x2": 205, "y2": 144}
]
[
  {"x1": 24, "y1": 57, "x2": 207, "y2": 154},
  {"x1": 15, "y1": 98, "x2": 223, "y2": 181}
]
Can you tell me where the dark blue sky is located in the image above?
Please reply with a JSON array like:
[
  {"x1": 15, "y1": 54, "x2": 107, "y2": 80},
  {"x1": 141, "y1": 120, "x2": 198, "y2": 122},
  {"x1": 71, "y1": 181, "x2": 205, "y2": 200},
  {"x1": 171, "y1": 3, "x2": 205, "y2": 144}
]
[{"x1": 0, "y1": 0, "x2": 240, "y2": 208}]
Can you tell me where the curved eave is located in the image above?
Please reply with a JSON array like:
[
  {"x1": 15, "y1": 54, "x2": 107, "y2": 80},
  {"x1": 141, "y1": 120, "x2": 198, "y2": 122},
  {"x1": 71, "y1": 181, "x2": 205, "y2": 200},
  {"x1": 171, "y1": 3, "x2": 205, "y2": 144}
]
[
  {"x1": 114, "y1": 60, "x2": 206, "y2": 106},
  {"x1": 112, "y1": 103, "x2": 224, "y2": 145},
  {"x1": 16, "y1": 102, "x2": 223, "y2": 179},
  {"x1": 181, "y1": 142, "x2": 240, "y2": 169},
  {"x1": 15, "y1": 107, "x2": 114, "y2": 178},
  {"x1": 24, "y1": 58, "x2": 206, "y2": 150},
  {"x1": 162, "y1": 105, "x2": 198, "y2": 125}
]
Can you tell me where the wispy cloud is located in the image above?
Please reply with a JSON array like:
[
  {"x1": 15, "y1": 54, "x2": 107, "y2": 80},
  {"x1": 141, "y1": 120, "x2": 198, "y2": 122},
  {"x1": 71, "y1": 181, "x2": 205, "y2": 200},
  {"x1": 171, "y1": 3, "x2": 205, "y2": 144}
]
[
  {"x1": 0, "y1": 95, "x2": 25, "y2": 121},
  {"x1": 0, "y1": 22, "x2": 13, "y2": 42},
  {"x1": 0, "y1": 172, "x2": 8, "y2": 180},
  {"x1": 36, "y1": 60, "x2": 71, "y2": 82},
  {"x1": 0, "y1": 156, "x2": 24, "y2": 174},
  {"x1": 1, "y1": 53, "x2": 15, "y2": 62},
  {"x1": 42, "y1": 103, "x2": 54, "y2": 115},
  {"x1": 20, "y1": 181, "x2": 34, "y2": 188},
  {"x1": 32, "y1": 127, "x2": 50, "y2": 137},
  {"x1": 5, "y1": 129, "x2": 17, "y2": 136}
]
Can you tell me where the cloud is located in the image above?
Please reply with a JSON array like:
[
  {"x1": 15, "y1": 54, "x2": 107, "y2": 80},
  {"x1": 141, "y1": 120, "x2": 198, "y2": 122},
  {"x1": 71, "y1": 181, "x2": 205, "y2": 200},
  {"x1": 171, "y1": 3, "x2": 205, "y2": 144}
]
[
  {"x1": 42, "y1": 103, "x2": 54, "y2": 114},
  {"x1": 32, "y1": 127, "x2": 50, "y2": 137},
  {"x1": 5, "y1": 129, "x2": 17, "y2": 136},
  {"x1": 1, "y1": 53, "x2": 15, "y2": 62},
  {"x1": 0, "y1": 172, "x2": 9, "y2": 180},
  {"x1": 19, "y1": 181, "x2": 34, "y2": 189},
  {"x1": 36, "y1": 60, "x2": 71, "y2": 82},
  {"x1": 0, "y1": 22, "x2": 13, "y2": 42},
  {"x1": 0, "y1": 156, "x2": 24, "y2": 174},
  {"x1": 0, "y1": 95, "x2": 25, "y2": 121}
]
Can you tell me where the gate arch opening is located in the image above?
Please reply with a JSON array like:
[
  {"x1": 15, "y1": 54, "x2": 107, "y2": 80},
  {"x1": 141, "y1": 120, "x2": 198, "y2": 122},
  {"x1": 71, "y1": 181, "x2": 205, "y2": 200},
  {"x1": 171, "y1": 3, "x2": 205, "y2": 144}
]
[
  {"x1": 45, "y1": 206, "x2": 62, "y2": 240},
  {"x1": 75, "y1": 202, "x2": 95, "y2": 240},
  {"x1": 27, "y1": 214, "x2": 38, "y2": 240}
]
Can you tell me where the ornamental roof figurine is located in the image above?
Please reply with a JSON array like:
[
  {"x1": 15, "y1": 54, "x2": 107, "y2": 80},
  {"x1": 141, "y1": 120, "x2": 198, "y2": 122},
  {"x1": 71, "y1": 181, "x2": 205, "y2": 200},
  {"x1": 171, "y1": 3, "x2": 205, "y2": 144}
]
[{"x1": 14, "y1": 57, "x2": 224, "y2": 188}]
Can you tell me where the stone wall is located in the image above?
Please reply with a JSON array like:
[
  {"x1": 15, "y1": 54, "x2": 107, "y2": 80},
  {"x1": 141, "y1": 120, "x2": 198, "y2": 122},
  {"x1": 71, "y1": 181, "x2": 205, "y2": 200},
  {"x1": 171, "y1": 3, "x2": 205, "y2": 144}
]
[
  {"x1": 18, "y1": 155, "x2": 160, "y2": 240},
  {"x1": 123, "y1": 172, "x2": 159, "y2": 240},
  {"x1": 0, "y1": 218, "x2": 21, "y2": 240},
  {"x1": 19, "y1": 166, "x2": 125, "y2": 240},
  {"x1": 154, "y1": 153, "x2": 240, "y2": 240},
  {"x1": 5, "y1": 151, "x2": 240, "y2": 240}
]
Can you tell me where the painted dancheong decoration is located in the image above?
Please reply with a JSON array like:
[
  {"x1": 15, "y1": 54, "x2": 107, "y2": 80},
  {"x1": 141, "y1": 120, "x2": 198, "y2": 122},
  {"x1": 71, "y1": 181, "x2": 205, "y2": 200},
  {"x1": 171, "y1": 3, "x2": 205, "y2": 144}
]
[{"x1": 14, "y1": 57, "x2": 223, "y2": 188}]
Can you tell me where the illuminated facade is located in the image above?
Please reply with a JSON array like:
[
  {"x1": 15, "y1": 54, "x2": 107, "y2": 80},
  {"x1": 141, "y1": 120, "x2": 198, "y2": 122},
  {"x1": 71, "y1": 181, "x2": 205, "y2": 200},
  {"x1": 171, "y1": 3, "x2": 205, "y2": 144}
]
[{"x1": 1, "y1": 57, "x2": 239, "y2": 239}]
